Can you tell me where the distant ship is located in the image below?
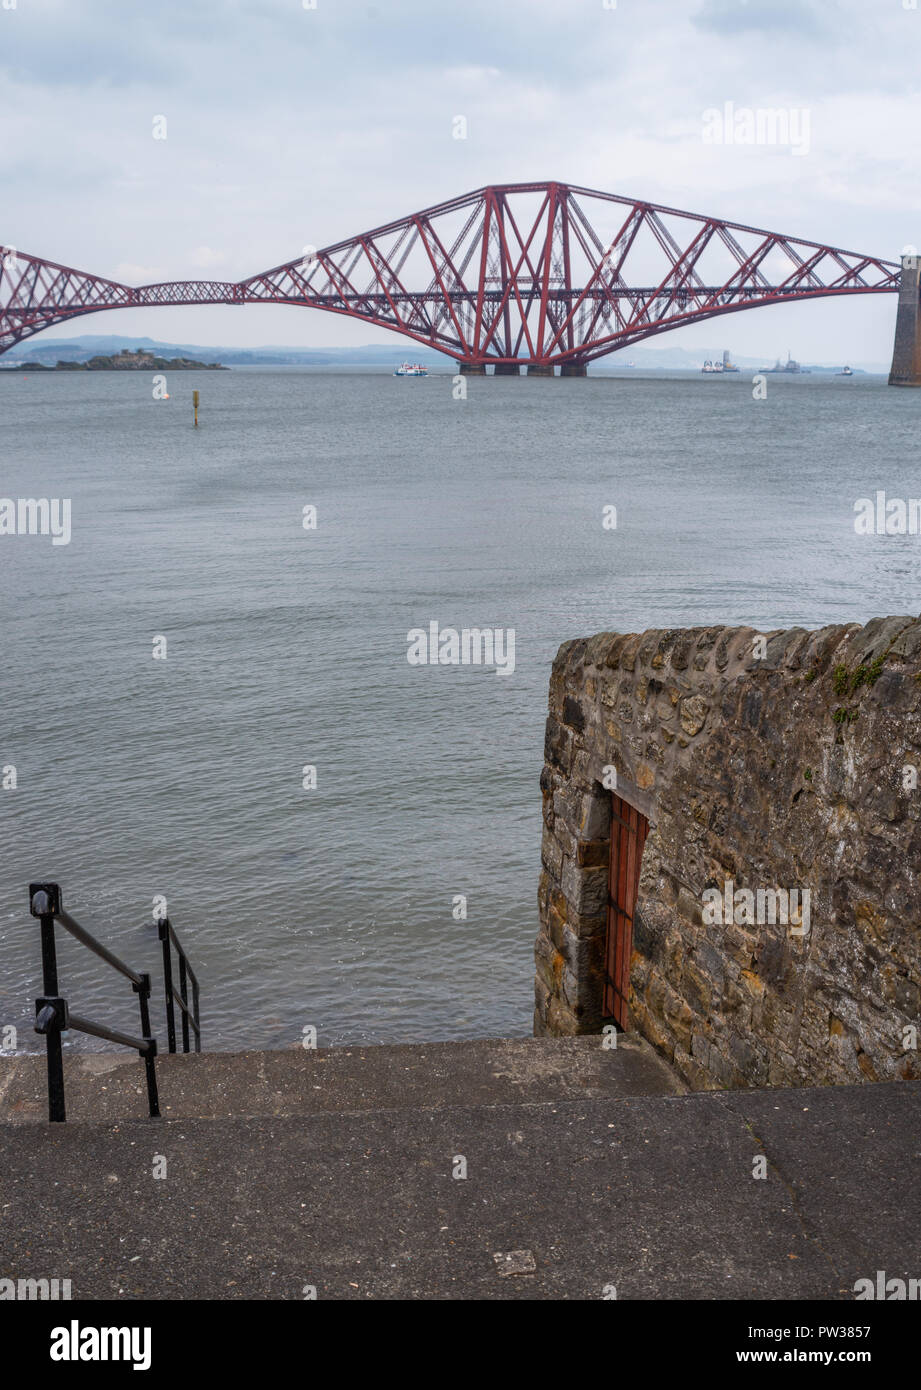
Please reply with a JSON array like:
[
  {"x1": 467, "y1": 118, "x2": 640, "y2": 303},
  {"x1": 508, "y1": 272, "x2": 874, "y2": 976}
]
[
  {"x1": 701, "y1": 350, "x2": 739, "y2": 373},
  {"x1": 758, "y1": 352, "x2": 810, "y2": 375},
  {"x1": 394, "y1": 362, "x2": 428, "y2": 377},
  {"x1": 836, "y1": 365, "x2": 854, "y2": 377}
]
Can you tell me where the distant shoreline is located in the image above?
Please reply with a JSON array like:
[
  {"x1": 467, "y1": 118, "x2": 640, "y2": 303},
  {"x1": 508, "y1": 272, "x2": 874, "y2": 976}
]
[{"x1": 5, "y1": 349, "x2": 227, "y2": 372}]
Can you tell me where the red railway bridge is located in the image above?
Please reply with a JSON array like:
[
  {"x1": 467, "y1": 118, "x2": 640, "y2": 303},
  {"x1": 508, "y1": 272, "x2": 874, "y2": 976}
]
[{"x1": 2, "y1": 181, "x2": 919, "y2": 382}]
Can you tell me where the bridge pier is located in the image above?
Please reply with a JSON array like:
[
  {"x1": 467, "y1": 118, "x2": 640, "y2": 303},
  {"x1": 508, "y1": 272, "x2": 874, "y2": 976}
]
[
  {"x1": 493, "y1": 363, "x2": 521, "y2": 376},
  {"x1": 458, "y1": 362, "x2": 486, "y2": 375},
  {"x1": 560, "y1": 363, "x2": 588, "y2": 377},
  {"x1": 889, "y1": 255, "x2": 921, "y2": 386},
  {"x1": 527, "y1": 364, "x2": 555, "y2": 377}
]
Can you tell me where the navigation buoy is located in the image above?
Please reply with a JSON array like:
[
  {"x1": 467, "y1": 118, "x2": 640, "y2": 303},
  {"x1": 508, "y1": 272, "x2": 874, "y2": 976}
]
[{"x1": 193, "y1": 389, "x2": 199, "y2": 427}]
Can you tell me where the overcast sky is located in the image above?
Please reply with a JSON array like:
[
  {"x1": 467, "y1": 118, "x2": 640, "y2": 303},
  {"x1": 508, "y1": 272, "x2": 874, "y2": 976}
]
[{"x1": 2, "y1": 0, "x2": 919, "y2": 361}]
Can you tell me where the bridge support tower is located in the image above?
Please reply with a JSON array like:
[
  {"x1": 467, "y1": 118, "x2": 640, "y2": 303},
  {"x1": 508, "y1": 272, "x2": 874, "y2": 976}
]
[
  {"x1": 493, "y1": 363, "x2": 521, "y2": 376},
  {"x1": 560, "y1": 363, "x2": 588, "y2": 377},
  {"x1": 889, "y1": 254, "x2": 921, "y2": 386},
  {"x1": 527, "y1": 364, "x2": 555, "y2": 377},
  {"x1": 458, "y1": 362, "x2": 486, "y2": 375}
]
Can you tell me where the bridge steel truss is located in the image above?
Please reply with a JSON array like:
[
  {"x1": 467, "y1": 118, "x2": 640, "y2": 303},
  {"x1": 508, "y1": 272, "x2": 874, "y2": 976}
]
[{"x1": 0, "y1": 182, "x2": 902, "y2": 367}]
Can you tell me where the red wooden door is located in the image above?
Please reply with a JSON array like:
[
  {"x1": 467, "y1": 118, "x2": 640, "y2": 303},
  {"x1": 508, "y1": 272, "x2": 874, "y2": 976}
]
[{"x1": 603, "y1": 794, "x2": 649, "y2": 1028}]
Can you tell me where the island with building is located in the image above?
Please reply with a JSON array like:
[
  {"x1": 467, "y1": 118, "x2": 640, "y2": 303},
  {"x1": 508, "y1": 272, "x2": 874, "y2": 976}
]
[{"x1": 9, "y1": 348, "x2": 227, "y2": 371}]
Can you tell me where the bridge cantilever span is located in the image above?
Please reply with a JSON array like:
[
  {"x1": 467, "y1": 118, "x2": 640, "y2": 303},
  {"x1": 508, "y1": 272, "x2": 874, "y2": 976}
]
[
  {"x1": 0, "y1": 181, "x2": 914, "y2": 380},
  {"x1": 0, "y1": 256, "x2": 243, "y2": 355}
]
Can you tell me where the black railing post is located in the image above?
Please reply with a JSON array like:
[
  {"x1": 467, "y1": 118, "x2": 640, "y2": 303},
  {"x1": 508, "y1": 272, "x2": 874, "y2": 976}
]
[
  {"x1": 133, "y1": 972, "x2": 161, "y2": 1118},
  {"x1": 158, "y1": 919, "x2": 177, "y2": 1053},
  {"x1": 192, "y1": 976, "x2": 201, "y2": 1054},
  {"x1": 178, "y1": 953, "x2": 190, "y2": 1054},
  {"x1": 142, "y1": 1039, "x2": 160, "y2": 1117},
  {"x1": 30, "y1": 882, "x2": 66, "y2": 1122}
]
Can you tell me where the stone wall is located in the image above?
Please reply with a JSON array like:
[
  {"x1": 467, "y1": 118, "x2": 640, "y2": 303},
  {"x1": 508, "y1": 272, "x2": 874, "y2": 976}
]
[{"x1": 534, "y1": 614, "x2": 921, "y2": 1090}]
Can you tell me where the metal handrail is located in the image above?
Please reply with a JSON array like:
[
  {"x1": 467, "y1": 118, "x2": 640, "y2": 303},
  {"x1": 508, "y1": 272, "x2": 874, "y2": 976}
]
[
  {"x1": 157, "y1": 917, "x2": 201, "y2": 1053},
  {"x1": 54, "y1": 906, "x2": 145, "y2": 986},
  {"x1": 29, "y1": 882, "x2": 160, "y2": 1123}
]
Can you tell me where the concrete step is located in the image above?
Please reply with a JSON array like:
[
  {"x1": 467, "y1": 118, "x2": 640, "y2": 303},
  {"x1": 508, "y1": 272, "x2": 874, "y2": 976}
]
[
  {"x1": 1, "y1": 1078, "x2": 918, "y2": 1299},
  {"x1": 0, "y1": 1034, "x2": 684, "y2": 1124}
]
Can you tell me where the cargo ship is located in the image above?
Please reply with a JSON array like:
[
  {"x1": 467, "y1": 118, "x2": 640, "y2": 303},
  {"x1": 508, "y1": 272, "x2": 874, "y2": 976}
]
[
  {"x1": 758, "y1": 352, "x2": 810, "y2": 375},
  {"x1": 701, "y1": 350, "x2": 739, "y2": 373}
]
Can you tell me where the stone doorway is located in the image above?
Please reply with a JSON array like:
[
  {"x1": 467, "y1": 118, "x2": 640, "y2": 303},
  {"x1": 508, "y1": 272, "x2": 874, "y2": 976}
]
[{"x1": 603, "y1": 793, "x2": 649, "y2": 1029}]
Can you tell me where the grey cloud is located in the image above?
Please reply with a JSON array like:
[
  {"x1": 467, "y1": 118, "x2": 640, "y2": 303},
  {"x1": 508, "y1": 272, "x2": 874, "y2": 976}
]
[{"x1": 693, "y1": 0, "x2": 827, "y2": 37}]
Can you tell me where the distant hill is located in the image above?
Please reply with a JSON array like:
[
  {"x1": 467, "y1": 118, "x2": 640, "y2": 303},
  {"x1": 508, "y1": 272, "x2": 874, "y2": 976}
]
[
  {"x1": 2, "y1": 334, "x2": 888, "y2": 374},
  {"x1": 7, "y1": 335, "x2": 456, "y2": 367}
]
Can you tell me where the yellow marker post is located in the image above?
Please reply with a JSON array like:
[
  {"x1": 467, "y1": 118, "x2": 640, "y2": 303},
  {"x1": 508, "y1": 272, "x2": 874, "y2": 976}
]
[{"x1": 193, "y1": 389, "x2": 200, "y2": 428}]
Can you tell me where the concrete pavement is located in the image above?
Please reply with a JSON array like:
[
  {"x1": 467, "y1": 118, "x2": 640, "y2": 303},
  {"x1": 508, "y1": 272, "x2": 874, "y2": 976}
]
[{"x1": 0, "y1": 1039, "x2": 917, "y2": 1300}]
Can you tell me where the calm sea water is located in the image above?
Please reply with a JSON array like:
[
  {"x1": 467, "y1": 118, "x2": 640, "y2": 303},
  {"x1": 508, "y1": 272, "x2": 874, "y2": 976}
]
[{"x1": 1, "y1": 365, "x2": 919, "y2": 1051}]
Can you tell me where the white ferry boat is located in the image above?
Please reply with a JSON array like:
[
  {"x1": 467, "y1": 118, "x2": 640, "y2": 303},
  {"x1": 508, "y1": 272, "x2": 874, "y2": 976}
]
[{"x1": 393, "y1": 362, "x2": 428, "y2": 377}]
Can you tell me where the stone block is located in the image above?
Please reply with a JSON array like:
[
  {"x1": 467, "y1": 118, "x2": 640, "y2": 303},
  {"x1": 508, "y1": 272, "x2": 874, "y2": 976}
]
[
  {"x1": 560, "y1": 860, "x2": 609, "y2": 916},
  {"x1": 540, "y1": 832, "x2": 564, "y2": 881},
  {"x1": 680, "y1": 695, "x2": 710, "y2": 737}
]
